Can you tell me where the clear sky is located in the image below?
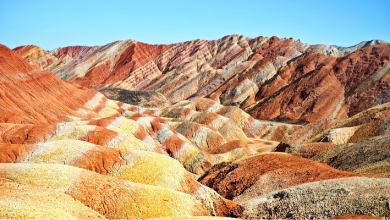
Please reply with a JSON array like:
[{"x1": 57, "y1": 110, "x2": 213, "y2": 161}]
[{"x1": 1, "y1": 0, "x2": 389, "y2": 51}]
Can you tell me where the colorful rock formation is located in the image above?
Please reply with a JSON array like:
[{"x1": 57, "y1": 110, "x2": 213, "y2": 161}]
[
  {"x1": 0, "y1": 163, "x2": 210, "y2": 219},
  {"x1": 0, "y1": 141, "x2": 237, "y2": 216},
  {"x1": 0, "y1": 177, "x2": 105, "y2": 219},
  {"x1": 1, "y1": 33, "x2": 389, "y2": 219},
  {"x1": 15, "y1": 35, "x2": 389, "y2": 124},
  {"x1": 13, "y1": 45, "x2": 73, "y2": 72},
  {"x1": 281, "y1": 102, "x2": 390, "y2": 178},
  {"x1": 200, "y1": 153, "x2": 371, "y2": 202}
]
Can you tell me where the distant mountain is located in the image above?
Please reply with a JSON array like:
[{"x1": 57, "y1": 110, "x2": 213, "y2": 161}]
[{"x1": 13, "y1": 35, "x2": 390, "y2": 123}]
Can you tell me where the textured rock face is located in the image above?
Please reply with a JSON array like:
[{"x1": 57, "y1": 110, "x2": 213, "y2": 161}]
[
  {"x1": 54, "y1": 40, "x2": 175, "y2": 88},
  {"x1": 274, "y1": 118, "x2": 338, "y2": 152},
  {"x1": 0, "y1": 44, "x2": 104, "y2": 124},
  {"x1": 236, "y1": 177, "x2": 390, "y2": 219},
  {"x1": 294, "y1": 103, "x2": 390, "y2": 178},
  {"x1": 200, "y1": 153, "x2": 369, "y2": 202},
  {"x1": 245, "y1": 44, "x2": 390, "y2": 123},
  {"x1": 160, "y1": 98, "x2": 301, "y2": 141},
  {"x1": 289, "y1": 142, "x2": 336, "y2": 158},
  {"x1": 51, "y1": 45, "x2": 99, "y2": 60},
  {"x1": 320, "y1": 134, "x2": 390, "y2": 178},
  {"x1": 92, "y1": 87, "x2": 171, "y2": 108}
]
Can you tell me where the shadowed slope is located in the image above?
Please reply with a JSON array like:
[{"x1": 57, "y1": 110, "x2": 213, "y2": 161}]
[{"x1": 93, "y1": 87, "x2": 171, "y2": 108}]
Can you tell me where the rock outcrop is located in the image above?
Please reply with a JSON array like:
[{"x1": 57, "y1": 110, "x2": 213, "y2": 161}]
[
  {"x1": 318, "y1": 134, "x2": 390, "y2": 178},
  {"x1": 0, "y1": 141, "x2": 237, "y2": 216}
]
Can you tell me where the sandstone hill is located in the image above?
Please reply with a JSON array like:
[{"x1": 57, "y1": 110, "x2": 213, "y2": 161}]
[{"x1": 0, "y1": 34, "x2": 389, "y2": 219}]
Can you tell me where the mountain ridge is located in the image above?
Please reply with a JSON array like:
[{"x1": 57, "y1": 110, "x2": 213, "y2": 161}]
[
  {"x1": 11, "y1": 35, "x2": 390, "y2": 124},
  {"x1": 1, "y1": 33, "x2": 390, "y2": 219}
]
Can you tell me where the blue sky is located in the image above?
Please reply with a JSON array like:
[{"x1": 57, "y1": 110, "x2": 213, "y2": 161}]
[{"x1": 1, "y1": 0, "x2": 389, "y2": 50}]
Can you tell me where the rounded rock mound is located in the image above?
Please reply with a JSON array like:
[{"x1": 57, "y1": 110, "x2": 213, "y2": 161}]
[{"x1": 200, "y1": 153, "x2": 371, "y2": 202}]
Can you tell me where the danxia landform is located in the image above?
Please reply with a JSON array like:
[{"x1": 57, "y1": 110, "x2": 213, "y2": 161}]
[{"x1": 0, "y1": 35, "x2": 389, "y2": 219}]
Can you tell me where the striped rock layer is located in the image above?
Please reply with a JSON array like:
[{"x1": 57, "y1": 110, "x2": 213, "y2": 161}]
[
  {"x1": 1, "y1": 44, "x2": 264, "y2": 174},
  {"x1": 0, "y1": 177, "x2": 105, "y2": 219},
  {"x1": 0, "y1": 141, "x2": 237, "y2": 216},
  {"x1": 0, "y1": 163, "x2": 210, "y2": 219},
  {"x1": 14, "y1": 36, "x2": 390, "y2": 123},
  {"x1": 0, "y1": 44, "x2": 264, "y2": 218},
  {"x1": 13, "y1": 45, "x2": 73, "y2": 73}
]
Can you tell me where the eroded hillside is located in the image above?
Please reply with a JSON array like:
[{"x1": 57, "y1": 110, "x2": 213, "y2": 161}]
[{"x1": 1, "y1": 35, "x2": 389, "y2": 219}]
